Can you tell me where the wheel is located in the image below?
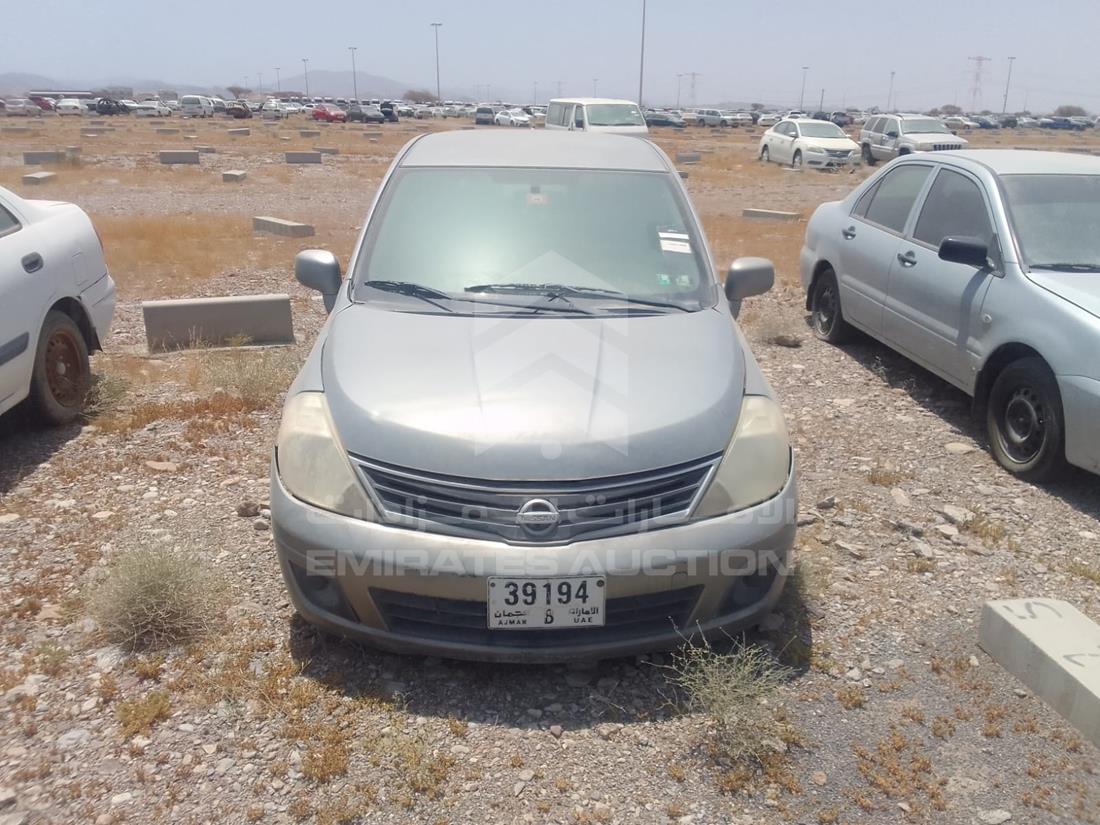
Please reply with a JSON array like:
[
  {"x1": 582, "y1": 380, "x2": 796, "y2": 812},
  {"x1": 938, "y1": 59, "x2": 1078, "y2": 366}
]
[
  {"x1": 760, "y1": 145, "x2": 769, "y2": 163},
  {"x1": 792, "y1": 150, "x2": 803, "y2": 169},
  {"x1": 809, "y1": 269, "x2": 853, "y2": 344},
  {"x1": 862, "y1": 144, "x2": 876, "y2": 166},
  {"x1": 29, "y1": 310, "x2": 90, "y2": 424},
  {"x1": 986, "y1": 357, "x2": 1068, "y2": 481}
]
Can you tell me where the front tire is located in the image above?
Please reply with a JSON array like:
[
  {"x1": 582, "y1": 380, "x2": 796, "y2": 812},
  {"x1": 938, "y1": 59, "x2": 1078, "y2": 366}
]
[
  {"x1": 29, "y1": 310, "x2": 91, "y2": 425},
  {"x1": 986, "y1": 358, "x2": 1068, "y2": 482},
  {"x1": 862, "y1": 144, "x2": 876, "y2": 166},
  {"x1": 809, "y1": 269, "x2": 853, "y2": 344},
  {"x1": 792, "y1": 150, "x2": 803, "y2": 169},
  {"x1": 760, "y1": 145, "x2": 770, "y2": 163}
]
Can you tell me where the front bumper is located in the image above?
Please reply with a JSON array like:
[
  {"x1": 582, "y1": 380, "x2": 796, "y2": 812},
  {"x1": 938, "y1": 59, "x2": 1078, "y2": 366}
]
[
  {"x1": 271, "y1": 458, "x2": 797, "y2": 662},
  {"x1": 805, "y1": 152, "x2": 855, "y2": 169},
  {"x1": 1058, "y1": 375, "x2": 1100, "y2": 474}
]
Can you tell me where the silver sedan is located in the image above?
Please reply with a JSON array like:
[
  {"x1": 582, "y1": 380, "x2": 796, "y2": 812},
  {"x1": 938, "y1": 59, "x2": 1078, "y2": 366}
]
[{"x1": 800, "y1": 149, "x2": 1100, "y2": 481}]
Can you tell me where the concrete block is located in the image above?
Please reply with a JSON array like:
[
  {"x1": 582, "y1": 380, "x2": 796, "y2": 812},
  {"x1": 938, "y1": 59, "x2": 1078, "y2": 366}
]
[
  {"x1": 2, "y1": 127, "x2": 31, "y2": 135},
  {"x1": 252, "y1": 216, "x2": 314, "y2": 237},
  {"x1": 22, "y1": 171, "x2": 56, "y2": 185},
  {"x1": 159, "y1": 150, "x2": 201, "y2": 165},
  {"x1": 227, "y1": 127, "x2": 250, "y2": 136},
  {"x1": 678, "y1": 170, "x2": 689, "y2": 180},
  {"x1": 285, "y1": 151, "x2": 322, "y2": 164},
  {"x1": 299, "y1": 129, "x2": 321, "y2": 137},
  {"x1": 195, "y1": 145, "x2": 216, "y2": 154},
  {"x1": 142, "y1": 294, "x2": 295, "y2": 352},
  {"x1": 23, "y1": 151, "x2": 61, "y2": 165},
  {"x1": 675, "y1": 151, "x2": 701, "y2": 164},
  {"x1": 742, "y1": 208, "x2": 801, "y2": 221},
  {"x1": 156, "y1": 127, "x2": 180, "y2": 135},
  {"x1": 222, "y1": 170, "x2": 247, "y2": 183},
  {"x1": 313, "y1": 146, "x2": 339, "y2": 155},
  {"x1": 80, "y1": 129, "x2": 100, "y2": 137},
  {"x1": 979, "y1": 598, "x2": 1100, "y2": 748}
]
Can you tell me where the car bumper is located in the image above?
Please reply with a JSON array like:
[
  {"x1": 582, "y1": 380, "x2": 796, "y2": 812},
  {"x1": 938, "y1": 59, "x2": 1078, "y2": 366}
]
[
  {"x1": 81, "y1": 272, "x2": 117, "y2": 348},
  {"x1": 805, "y1": 153, "x2": 854, "y2": 168},
  {"x1": 1058, "y1": 375, "x2": 1100, "y2": 474},
  {"x1": 271, "y1": 456, "x2": 797, "y2": 663}
]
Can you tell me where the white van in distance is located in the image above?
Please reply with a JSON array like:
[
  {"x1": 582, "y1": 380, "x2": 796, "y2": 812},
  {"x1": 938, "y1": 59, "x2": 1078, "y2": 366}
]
[
  {"x1": 179, "y1": 95, "x2": 214, "y2": 118},
  {"x1": 545, "y1": 98, "x2": 649, "y2": 135}
]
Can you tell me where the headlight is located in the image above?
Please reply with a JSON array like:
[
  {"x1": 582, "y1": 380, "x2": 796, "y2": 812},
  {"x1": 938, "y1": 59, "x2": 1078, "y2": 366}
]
[
  {"x1": 809, "y1": 145, "x2": 828, "y2": 153},
  {"x1": 693, "y1": 396, "x2": 791, "y2": 518},
  {"x1": 276, "y1": 392, "x2": 378, "y2": 520}
]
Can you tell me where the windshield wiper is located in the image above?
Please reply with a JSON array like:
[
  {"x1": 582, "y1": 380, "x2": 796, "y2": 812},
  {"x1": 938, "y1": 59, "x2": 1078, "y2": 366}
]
[
  {"x1": 462, "y1": 283, "x2": 593, "y2": 314},
  {"x1": 1029, "y1": 262, "x2": 1100, "y2": 272},
  {"x1": 364, "y1": 280, "x2": 454, "y2": 312},
  {"x1": 464, "y1": 283, "x2": 691, "y2": 312}
]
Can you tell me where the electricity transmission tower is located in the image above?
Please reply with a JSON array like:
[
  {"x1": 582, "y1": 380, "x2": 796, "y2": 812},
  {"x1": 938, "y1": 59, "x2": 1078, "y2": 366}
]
[
  {"x1": 968, "y1": 56, "x2": 991, "y2": 112},
  {"x1": 686, "y1": 72, "x2": 701, "y2": 107}
]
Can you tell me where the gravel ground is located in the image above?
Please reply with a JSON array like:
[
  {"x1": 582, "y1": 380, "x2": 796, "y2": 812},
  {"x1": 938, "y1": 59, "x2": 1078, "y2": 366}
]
[{"x1": 0, "y1": 117, "x2": 1098, "y2": 825}]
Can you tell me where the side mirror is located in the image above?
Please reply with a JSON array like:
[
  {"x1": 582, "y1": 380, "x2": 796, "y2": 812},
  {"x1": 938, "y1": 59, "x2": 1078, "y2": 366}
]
[
  {"x1": 724, "y1": 257, "x2": 775, "y2": 317},
  {"x1": 938, "y1": 236, "x2": 989, "y2": 269},
  {"x1": 885, "y1": 130, "x2": 899, "y2": 139},
  {"x1": 295, "y1": 250, "x2": 342, "y2": 312}
]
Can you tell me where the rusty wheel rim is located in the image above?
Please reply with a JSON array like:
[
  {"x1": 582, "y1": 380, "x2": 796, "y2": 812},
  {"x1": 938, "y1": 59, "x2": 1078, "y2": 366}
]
[{"x1": 44, "y1": 328, "x2": 86, "y2": 408}]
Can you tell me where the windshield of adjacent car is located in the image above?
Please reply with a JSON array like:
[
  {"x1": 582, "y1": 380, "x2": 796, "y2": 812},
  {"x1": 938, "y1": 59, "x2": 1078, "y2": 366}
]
[
  {"x1": 900, "y1": 118, "x2": 951, "y2": 135},
  {"x1": 1001, "y1": 174, "x2": 1100, "y2": 270},
  {"x1": 584, "y1": 104, "x2": 645, "y2": 127},
  {"x1": 353, "y1": 167, "x2": 713, "y2": 313},
  {"x1": 798, "y1": 122, "x2": 847, "y2": 139}
]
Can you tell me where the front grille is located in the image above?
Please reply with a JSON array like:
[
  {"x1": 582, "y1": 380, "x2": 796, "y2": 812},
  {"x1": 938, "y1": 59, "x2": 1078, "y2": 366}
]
[
  {"x1": 371, "y1": 586, "x2": 702, "y2": 647},
  {"x1": 826, "y1": 149, "x2": 853, "y2": 158},
  {"x1": 929, "y1": 143, "x2": 964, "y2": 151},
  {"x1": 351, "y1": 453, "x2": 721, "y2": 543}
]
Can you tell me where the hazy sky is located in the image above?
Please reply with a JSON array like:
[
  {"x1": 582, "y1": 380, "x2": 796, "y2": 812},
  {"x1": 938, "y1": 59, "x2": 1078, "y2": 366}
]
[{"x1": 5, "y1": 0, "x2": 1100, "y2": 112}]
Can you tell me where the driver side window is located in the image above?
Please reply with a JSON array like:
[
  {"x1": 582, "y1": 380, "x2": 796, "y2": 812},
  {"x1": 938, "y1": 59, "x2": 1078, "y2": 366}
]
[
  {"x1": 574, "y1": 106, "x2": 585, "y2": 129},
  {"x1": 912, "y1": 168, "x2": 993, "y2": 248}
]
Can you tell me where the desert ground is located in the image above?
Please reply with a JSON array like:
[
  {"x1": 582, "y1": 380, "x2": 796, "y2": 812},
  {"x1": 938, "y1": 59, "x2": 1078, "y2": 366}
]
[{"x1": 0, "y1": 116, "x2": 1098, "y2": 825}]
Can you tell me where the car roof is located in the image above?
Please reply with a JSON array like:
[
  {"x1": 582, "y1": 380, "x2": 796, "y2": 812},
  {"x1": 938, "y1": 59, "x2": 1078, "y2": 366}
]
[
  {"x1": 399, "y1": 131, "x2": 669, "y2": 172},
  {"x1": 933, "y1": 149, "x2": 1100, "y2": 176},
  {"x1": 547, "y1": 97, "x2": 639, "y2": 106}
]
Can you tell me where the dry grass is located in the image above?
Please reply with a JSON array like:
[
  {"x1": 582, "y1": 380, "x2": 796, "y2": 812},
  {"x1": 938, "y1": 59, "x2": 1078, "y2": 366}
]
[
  {"x1": 961, "y1": 513, "x2": 1008, "y2": 545},
  {"x1": 852, "y1": 730, "x2": 947, "y2": 813},
  {"x1": 117, "y1": 689, "x2": 171, "y2": 737},
  {"x1": 867, "y1": 464, "x2": 911, "y2": 487},
  {"x1": 1066, "y1": 559, "x2": 1100, "y2": 585},
  {"x1": 302, "y1": 726, "x2": 351, "y2": 782},
  {"x1": 836, "y1": 685, "x2": 867, "y2": 710},
  {"x1": 87, "y1": 546, "x2": 226, "y2": 651},
  {"x1": 669, "y1": 640, "x2": 792, "y2": 764},
  {"x1": 742, "y1": 303, "x2": 804, "y2": 348}
]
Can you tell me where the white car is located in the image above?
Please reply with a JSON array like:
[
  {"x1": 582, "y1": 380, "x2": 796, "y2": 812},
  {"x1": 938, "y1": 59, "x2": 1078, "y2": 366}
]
[
  {"x1": 179, "y1": 95, "x2": 214, "y2": 118},
  {"x1": 133, "y1": 101, "x2": 171, "y2": 117},
  {"x1": 55, "y1": 99, "x2": 84, "y2": 116},
  {"x1": 261, "y1": 99, "x2": 289, "y2": 120},
  {"x1": 759, "y1": 119, "x2": 859, "y2": 169},
  {"x1": 0, "y1": 186, "x2": 116, "y2": 423},
  {"x1": 494, "y1": 108, "x2": 530, "y2": 127},
  {"x1": 283, "y1": 102, "x2": 302, "y2": 115},
  {"x1": 756, "y1": 113, "x2": 780, "y2": 127},
  {"x1": 943, "y1": 116, "x2": 979, "y2": 130}
]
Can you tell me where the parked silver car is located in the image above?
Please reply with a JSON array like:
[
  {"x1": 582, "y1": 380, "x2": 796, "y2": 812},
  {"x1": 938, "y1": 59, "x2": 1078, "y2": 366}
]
[
  {"x1": 801, "y1": 149, "x2": 1100, "y2": 480},
  {"x1": 859, "y1": 114, "x2": 967, "y2": 166},
  {"x1": 272, "y1": 131, "x2": 796, "y2": 661}
]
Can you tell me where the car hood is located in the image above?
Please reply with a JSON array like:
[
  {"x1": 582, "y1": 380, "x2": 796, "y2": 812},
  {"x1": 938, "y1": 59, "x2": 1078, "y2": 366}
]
[
  {"x1": 907, "y1": 132, "x2": 968, "y2": 144},
  {"x1": 1028, "y1": 271, "x2": 1100, "y2": 320},
  {"x1": 321, "y1": 304, "x2": 745, "y2": 480}
]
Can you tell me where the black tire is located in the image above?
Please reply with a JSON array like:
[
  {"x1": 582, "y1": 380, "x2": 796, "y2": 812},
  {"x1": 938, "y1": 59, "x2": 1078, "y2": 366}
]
[
  {"x1": 792, "y1": 150, "x2": 803, "y2": 169},
  {"x1": 760, "y1": 145, "x2": 770, "y2": 163},
  {"x1": 29, "y1": 310, "x2": 90, "y2": 425},
  {"x1": 809, "y1": 269, "x2": 853, "y2": 344},
  {"x1": 862, "y1": 144, "x2": 876, "y2": 166},
  {"x1": 986, "y1": 357, "x2": 1068, "y2": 482}
]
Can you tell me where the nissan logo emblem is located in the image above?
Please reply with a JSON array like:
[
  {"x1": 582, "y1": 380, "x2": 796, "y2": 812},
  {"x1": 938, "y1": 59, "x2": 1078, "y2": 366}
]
[{"x1": 516, "y1": 499, "x2": 560, "y2": 534}]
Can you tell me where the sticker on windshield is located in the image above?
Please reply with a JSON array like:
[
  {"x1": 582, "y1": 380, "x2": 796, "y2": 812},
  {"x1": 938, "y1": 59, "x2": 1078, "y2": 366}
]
[
  {"x1": 658, "y1": 229, "x2": 691, "y2": 254},
  {"x1": 656, "y1": 273, "x2": 671, "y2": 286},
  {"x1": 526, "y1": 192, "x2": 548, "y2": 206}
]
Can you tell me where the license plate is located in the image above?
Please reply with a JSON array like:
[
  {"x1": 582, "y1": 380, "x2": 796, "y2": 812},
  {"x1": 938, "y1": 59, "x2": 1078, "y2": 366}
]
[{"x1": 487, "y1": 576, "x2": 605, "y2": 630}]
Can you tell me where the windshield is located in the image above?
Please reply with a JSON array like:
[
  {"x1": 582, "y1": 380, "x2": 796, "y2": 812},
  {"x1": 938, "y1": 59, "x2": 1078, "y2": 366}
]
[
  {"x1": 900, "y1": 118, "x2": 951, "y2": 135},
  {"x1": 799, "y1": 122, "x2": 847, "y2": 139},
  {"x1": 353, "y1": 167, "x2": 712, "y2": 313},
  {"x1": 585, "y1": 104, "x2": 645, "y2": 127},
  {"x1": 1002, "y1": 174, "x2": 1100, "y2": 269}
]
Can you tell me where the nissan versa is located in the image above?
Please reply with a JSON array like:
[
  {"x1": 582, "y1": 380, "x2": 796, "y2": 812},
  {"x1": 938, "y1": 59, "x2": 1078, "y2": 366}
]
[{"x1": 271, "y1": 131, "x2": 797, "y2": 661}]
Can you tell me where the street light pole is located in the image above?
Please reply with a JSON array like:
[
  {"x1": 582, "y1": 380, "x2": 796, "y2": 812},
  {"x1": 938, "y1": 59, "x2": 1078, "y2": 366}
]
[
  {"x1": 887, "y1": 70, "x2": 895, "y2": 111},
  {"x1": 275, "y1": 67, "x2": 281, "y2": 94},
  {"x1": 302, "y1": 59, "x2": 310, "y2": 98},
  {"x1": 1002, "y1": 56, "x2": 1015, "y2": 114},
  {"x1": 637, "y1": 0, "x2": 647, "y2": 106},
  {"x1": 431, "y1": 22, "x2": 443, "y2": 102},
  {"x1": 258, "y1": 72, "x2": 263, "y2": 94},
  {"x1": 593, "y1": 78, "x2": 599, "y2": 96},
  {"x1": 676, "y1": 74, "x2": 683, "y2": 109},
  {"x1": 799, "y1": 66, "x2": 809, "y2": 111},
  {"x1": 819, "y1": 88, "x2": 824, "y2": 112},
  {"x1": 533, "y1": 81, "x2": 538, "y2": 104}
]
